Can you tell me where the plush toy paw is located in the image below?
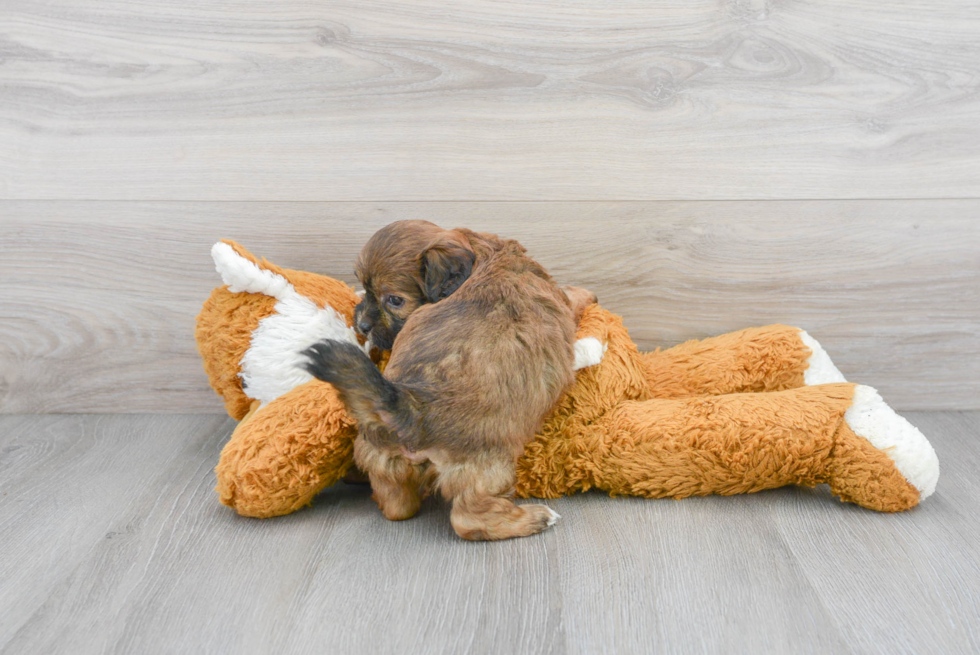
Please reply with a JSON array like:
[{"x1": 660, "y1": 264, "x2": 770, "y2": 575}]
[
  {"x1": 843, "y1": 385, "x2": 940, "y2": 501},
  {"x1": 799, "y1": 330, "x2": 848, "y2": 385},
  {"x1": 822, "y1": 384, "x2": 939, "y2": 512}
]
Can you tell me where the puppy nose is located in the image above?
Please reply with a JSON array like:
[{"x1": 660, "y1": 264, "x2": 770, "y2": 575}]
[{"x1": 356, "y1": 320, "x2": 373, "y2": 335}]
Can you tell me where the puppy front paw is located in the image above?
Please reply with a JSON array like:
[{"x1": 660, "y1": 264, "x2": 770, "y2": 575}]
[{"x1": 300, "y1": 339, "x2": 360, "y2": 384}]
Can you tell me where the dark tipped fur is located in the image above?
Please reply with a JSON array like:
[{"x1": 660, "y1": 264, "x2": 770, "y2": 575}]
[
  {"x1": 420, "y1": 232, "x2": 475, "y2": 302},
  {"x1": 301, "y1": 339, "x2": 415, "y2": 437}
]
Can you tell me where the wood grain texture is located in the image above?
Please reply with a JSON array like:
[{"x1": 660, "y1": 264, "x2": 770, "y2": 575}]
[
  {"x1": 768, "y1": 411, "x2": 980, "y2": 655},
  {"x1": 1, "y1": 200, "x2": 977, "y2": 413},
  {"x1": 1, "y1": 0, "x2": 979, "y2": 200},
  {"x1": 0, "y1": 414, "x2": 231, "y2": 648},
  {"x1": 1, "y1": 412, "x2": 977, "y2": 654}
]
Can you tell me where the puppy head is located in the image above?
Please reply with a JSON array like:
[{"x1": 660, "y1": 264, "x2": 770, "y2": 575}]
[{"x1": 354, "y1": 220, "x2": 475, "y2": 350}]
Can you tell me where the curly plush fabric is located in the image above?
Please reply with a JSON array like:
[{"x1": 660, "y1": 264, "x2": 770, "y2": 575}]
[
  {"x1": 214, "y1": 383, "x2": 358, "y2": 517},
  {"x1": 196, "y1": 240, "x2": 359, "y2": 419},
  {"x1": 639, "y1": 323, "x2": 811, "y2": 398},
  {"x1": 197, "y1": 241, "x2": 938, "y2": 519},
  {"x1": 514, "y1": 311, "x2": 922, "y2": 512}
]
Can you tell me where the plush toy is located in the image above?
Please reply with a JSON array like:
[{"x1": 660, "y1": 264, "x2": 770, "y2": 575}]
[{"x1": 198, "y1": 241, "x2": 940, "y2": 519}]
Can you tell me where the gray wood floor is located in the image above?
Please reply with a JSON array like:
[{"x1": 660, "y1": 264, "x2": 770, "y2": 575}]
[{"x1": 1, "y1": 412, "x2": 977, "y2": 655}]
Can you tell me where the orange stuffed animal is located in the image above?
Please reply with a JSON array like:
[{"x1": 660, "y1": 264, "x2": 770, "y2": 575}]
[{"x1": 198, "y1": 241, "x2": 939, "y2": 520}]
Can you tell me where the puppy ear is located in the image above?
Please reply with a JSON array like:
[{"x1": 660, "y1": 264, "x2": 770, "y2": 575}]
[{"x1": 419, "y1": 231, "x2": 475, "y2": 302}]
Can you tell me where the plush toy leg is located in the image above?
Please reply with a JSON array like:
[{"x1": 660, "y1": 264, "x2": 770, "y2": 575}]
[
  {"x1": 640, "y1": 324, "x2": 846, "y2": 399},
  {"x1": 517, "y1": 383, "x2": 938, "y2": 511},
  {"x1": 215, "y1": 380, "x2": 358, "y2": 518}
]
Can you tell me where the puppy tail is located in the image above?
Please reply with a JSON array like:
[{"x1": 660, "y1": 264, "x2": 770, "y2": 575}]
[{"x1": 300, "y1": 339, "x2": 416, "y2": 435}]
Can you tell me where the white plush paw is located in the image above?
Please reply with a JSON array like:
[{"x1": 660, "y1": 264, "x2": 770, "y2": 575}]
[
  {"x1": 799, "y1": 330, "x2": 847, "y2": 384},
  {"x1": 573, "y1": 337, "x2": 607, "y2": 370},
  {"x1": 845, "y1": 385, "x2": 940, "y2": 499}
]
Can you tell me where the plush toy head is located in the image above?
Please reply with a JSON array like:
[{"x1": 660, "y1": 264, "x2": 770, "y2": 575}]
[
  {"x1": 196, "y1": 242, "x2": 367, "y2": 517},
  {"x1": 197, "y1": 240, "x2": 361, "y2": 419}
]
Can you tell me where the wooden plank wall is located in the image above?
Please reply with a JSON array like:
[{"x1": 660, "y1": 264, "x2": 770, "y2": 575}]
[
  {"x1": 2, "y1": 201, "x2": 976, "y2": 412},
  {"x1": 2, "y1": 0, "x2": 979, "y2": 200},
  {"x1": 1, "y1": 0, "x2": 978, "y2": 412}
]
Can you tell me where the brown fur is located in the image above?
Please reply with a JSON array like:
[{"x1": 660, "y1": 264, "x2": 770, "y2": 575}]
[
  {"x1": 308, "y1": 221, "x2": 578, "y2": 540},
  {"x1": 561, "y1": 286, "x2": 598, "y2": 323}
]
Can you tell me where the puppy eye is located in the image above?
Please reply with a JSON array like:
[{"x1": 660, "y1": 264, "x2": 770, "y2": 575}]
[{"x1": 385, "y1": 295, "x2": 405, "y2": 308}]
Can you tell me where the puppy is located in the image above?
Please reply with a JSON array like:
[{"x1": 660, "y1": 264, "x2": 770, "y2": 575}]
[{"x1": 301, "y1": 220, "x2": 595, "y2": 540}]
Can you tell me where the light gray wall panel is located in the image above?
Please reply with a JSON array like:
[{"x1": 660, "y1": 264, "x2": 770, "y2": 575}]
[
  {"x1": 1, "y1": 0, "x2": 978, "y2": 200},
  {"x1": 1, "y1": 200, "x2": 976, "y2": 412}
]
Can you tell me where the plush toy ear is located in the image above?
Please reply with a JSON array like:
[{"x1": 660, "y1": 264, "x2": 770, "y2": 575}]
[{"x1": 419, "y1": 231, "x2": 475, "y2": 303}]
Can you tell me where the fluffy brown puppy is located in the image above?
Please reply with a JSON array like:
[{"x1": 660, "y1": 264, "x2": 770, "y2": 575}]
[{"x1": 302, "y1": 221, "x2": 589, "y2": 540}]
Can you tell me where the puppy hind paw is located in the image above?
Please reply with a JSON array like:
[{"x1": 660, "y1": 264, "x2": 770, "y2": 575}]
[{"x1": 525, "y1": 504, "x2": 561, "y2": 533}]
